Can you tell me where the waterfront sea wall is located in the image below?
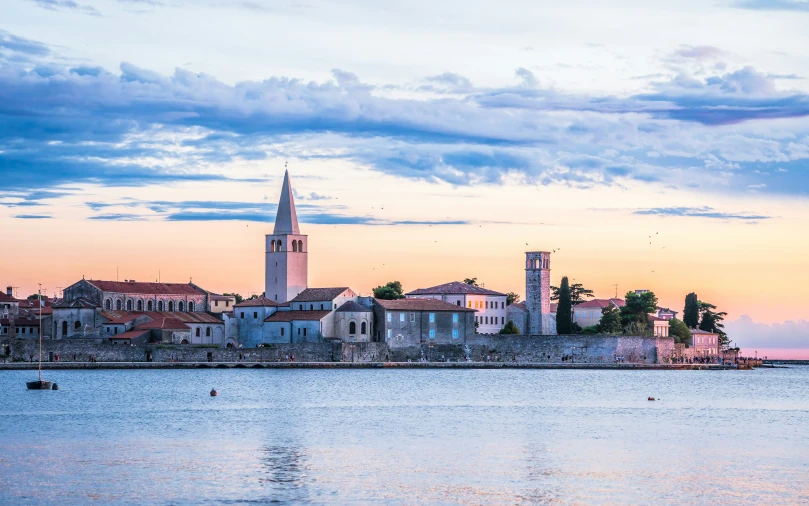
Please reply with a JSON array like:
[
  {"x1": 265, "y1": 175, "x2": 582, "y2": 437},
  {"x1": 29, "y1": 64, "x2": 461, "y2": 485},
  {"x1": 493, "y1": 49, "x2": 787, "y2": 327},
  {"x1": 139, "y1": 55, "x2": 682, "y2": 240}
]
[{"x1": 2, "y1": 335, "x2": 672, "y2": 364}]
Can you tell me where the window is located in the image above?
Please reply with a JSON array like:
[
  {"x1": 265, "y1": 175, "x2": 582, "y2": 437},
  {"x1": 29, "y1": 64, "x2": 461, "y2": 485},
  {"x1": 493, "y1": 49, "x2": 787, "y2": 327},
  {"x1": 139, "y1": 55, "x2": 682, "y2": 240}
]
[
  {"x1": 116, "y1": 300, "x2": 122, "y2": 310},
  {"x1": 271, "y1": 240, "x2": 276, "y2": 252},
  {"x1": 501, "y1": 302, "x2": 504, "y2": 309},
  {"x1": 148, "y1": 300, "x2": 153, "y2": 311},
  {"x1": 399, "y1": 313, "x2": 405, "y2": 322},
  {"x1": 298, "y1": 328, "x2": 301, "y2": 335},
  {"x1": 456, "y1": 301, "x2": 460, "y2": 306},
  {"x1": 240, "y1": 312, "x2": 244, "y2": 319},
  {"x1": 105, "y1": 299, "x2": 111, "y2": 310},
  {"x1": 206, "y1": 327, "x2": 211, "y2": 337},
  {"x1": 310, "y1": 304, "x2": 313, "y2": 310},
  {"x1": 409, "y1": 313, "x2": 416, "y2": 323},
  {"x1": 114, "y1": 327, "x2": 118, "y2": 335},
  {"x1": 137, "y1": 300, "x2": 143, "y2": 311},
  {"x1": 62, "y1": 321, "x2": 67, "y2": 336},
  {"x1": 387, "y1": 313, "x2": 391, "y2": 322},
  {"x1": 361, "y1": 321, "x2": 366, "y2": 334},
  {"x1": 453, "y1": 313, "x2": 458, "y2": 323},
  {"x1": 254, "y1": 312, "x2": 258, "y2": 319},
  {"x1": 501, "y1": 317, "x2": 504, "y2": 324},
  {"x1": 75, "y1": 321, "x2": 81, "y2": 329},
  {"x1": 226, "y1": 300, "x2": 229, "y2": 307},
  {"x1": 189, "y1": 301, "x2": 194, "y2": 312},
  {"x1": 386, "y1": 329, "x2": 392, "y2": 339},
  {"x1": 215, "y1": 301, "x2": 219, "y2": 307},
  {"x1": 277, "y1": 240, "x2": 282, "y2": 250},
  {"x1": 320, "y1": 304, "x2": 324, "y2": 310},
  {"x1": 126, "y1": 300, "x2": 132, "y2": 310},
  {"x1": 178, "y1": 301, "x2": 184, "y2": 312},
  {"x1": 281, "y1": 327, "x2": 285, "y2": 336},
  {"x1": 196, "y1": 328, "x2": 201, "y2": 337},
  {"x1": 106, "y1": 327, "x2": 110, "y2": 333},
  {"x1": 452, "y1": 329, "x2": 459, "y2": 339},
  {"x1": 429, "y1": 313, "x2": 435, "y2": 323},
  {"x1": 168, "y1": 301, "x2": 174, "y2": 312},
  {"x1": 158, "y1": 301, "x2": 164, "y2": 311},
  {"x1": 303, "y1": 328, "x2": 307, "y2": 337},
  {"x1": 467, "y1": 301, "x2": 471, "y2": 308},
  {"x1": 292, "y1": 241, "x2": 298, "y2": 252},
  {"x1": 349, "y1": 321, "x2": 356, "y2": 334},
  {"x1": 485, "y1": 317, "x2": 489, "y2": 324}
]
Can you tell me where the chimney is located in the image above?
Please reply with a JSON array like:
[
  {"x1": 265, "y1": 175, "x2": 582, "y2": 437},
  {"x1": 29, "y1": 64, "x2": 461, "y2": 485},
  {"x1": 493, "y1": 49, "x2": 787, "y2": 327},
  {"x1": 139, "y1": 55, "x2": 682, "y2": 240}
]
[{"x1": 6, "y1": 287, "x2": 11, "y2": 297}]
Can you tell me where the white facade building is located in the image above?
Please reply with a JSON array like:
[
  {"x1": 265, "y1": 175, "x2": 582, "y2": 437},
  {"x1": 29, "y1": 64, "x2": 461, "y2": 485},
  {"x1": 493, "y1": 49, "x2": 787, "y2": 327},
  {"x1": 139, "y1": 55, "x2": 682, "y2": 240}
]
[{"x1": 406, "y1": 281, "x2": 507, "y2": 334}]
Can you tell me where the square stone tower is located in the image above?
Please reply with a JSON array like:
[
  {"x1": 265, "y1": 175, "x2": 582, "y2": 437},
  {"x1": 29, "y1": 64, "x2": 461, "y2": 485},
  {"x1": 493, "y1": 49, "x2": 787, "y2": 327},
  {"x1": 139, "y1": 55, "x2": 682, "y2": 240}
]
[
  {"x1": 525, "y1": 251, "x2": 555, "y2": 335},
  {"x1": 265, "y1": 170, "x2": 308, "y2": 303}
]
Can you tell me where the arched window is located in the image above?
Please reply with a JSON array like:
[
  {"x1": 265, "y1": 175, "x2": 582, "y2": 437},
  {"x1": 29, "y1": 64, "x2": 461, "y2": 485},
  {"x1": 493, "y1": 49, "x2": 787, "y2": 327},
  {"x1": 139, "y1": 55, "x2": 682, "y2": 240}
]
[
  {"x1": 137, "y1": 300, "x2": 143, "y2": 311},
  {"x1": 292, "y1": 241, "x2": 298, "y2": 252},
  {"x1": 298, "y1": 240, "x2": 303, "y2": 252},
  {"x1": 178, "y1": 301, "x2": 184, "y2": 312},
  {"x1": 270, "y1": 240, "x2": 276, "y2": 252},
  {"x1": 349, "y1": 321, "x2": 356, "y2": 334},
  {"x1": 157, "y1": 301, "x2": 163, "y2": 311},
  {"x1": 62, "y1": 321, "x2": 67, "y2": 336},
  {"x1": 189, "y1": 301, "x2": 194, "y2": 312},
  {"x1": 105, "y1": 299, "x2": 112, "y2": 310},
  {"x1": 196, "y1": 327, "x2": 201, "y2": 337},
  {"x1": 127, "y1": 300, "x2": 132, "y2": 311},
  {"x1": 361, "y1": 321, "x2": 367, "y2": 334},
  {"x1": 115, "y1": 299, "x2": 121, "y2": 310},
  {"x1": 206, "y1": 327, "x2": 211, "y2": 337},
  {"x1": 181, "y1": 339, "x2": 189, "y2": 345},
  {"x1": 74, "y1": 321, "x2": 81, "y2": 330},
  {"x1": 147, "y1": 300, "x2": 153, "y2": 311},
  {"x1": 277, "y1": 240, "x2": 282, "y2": 251},
  {"x1": 168, "y1": 301, "x2": 174, "y2": 312}
]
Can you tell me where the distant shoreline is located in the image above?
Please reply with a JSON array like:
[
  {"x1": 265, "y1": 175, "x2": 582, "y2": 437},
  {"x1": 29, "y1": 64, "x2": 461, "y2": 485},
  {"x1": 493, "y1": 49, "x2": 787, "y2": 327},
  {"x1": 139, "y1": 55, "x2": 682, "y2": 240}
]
[{"x1": 0, "y1": 361, "x2": 740, "y2": 371}]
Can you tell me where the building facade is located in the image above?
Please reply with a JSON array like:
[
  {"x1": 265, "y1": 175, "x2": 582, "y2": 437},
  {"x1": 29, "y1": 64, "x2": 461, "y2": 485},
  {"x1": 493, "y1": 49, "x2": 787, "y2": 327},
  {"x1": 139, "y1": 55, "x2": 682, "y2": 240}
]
[
  {"x1": 572, "y1": 298, "x2": 626, "y2": 329},
  {"x1": 373, "y1": 298, "x2": 475, "y2": 347},
  {"x1": 406, "y1": 281, "x2": 507, "y2": 334},
  {"x1": 265, "y1": 170, "x2": 308, "y2": 303},
  {"x1": 525, "y1": 251, "x2": 555, "y2": 335}
]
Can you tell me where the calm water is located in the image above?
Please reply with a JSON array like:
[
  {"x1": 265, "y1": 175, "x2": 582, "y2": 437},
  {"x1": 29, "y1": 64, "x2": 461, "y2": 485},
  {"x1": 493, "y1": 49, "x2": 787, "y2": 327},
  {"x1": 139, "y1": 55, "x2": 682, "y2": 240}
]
[{"x1": 1, "y1": 367, "x2": 808, "y2": 505}]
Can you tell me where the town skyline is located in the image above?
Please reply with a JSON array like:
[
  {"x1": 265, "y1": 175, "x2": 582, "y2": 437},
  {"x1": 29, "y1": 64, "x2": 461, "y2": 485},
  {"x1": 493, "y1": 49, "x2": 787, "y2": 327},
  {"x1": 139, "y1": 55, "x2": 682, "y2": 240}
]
[{"x1": 2, "y1": 0, "x2": 808, "y2": 357}]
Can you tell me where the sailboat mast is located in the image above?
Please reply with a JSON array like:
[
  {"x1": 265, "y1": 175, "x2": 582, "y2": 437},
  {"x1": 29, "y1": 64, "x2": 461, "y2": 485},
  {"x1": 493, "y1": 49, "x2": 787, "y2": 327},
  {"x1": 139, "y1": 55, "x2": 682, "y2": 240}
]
[{"x1": 38, "y1": 284, "x2": 42, "y2": 381}]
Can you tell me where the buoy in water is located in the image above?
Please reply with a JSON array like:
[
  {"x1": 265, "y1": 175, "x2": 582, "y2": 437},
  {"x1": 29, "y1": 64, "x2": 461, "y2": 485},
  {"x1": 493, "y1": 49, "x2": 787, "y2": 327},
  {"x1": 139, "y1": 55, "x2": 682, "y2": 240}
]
[
  {"x1": 210, "y1": 388, "x2": 218, "y2": 397},
  {"x1": 52, "y1": 383, "x2": 59, "y2": 390},
  {"x1": 648, "y1": 397, "x2": 655, "y2": 401}
]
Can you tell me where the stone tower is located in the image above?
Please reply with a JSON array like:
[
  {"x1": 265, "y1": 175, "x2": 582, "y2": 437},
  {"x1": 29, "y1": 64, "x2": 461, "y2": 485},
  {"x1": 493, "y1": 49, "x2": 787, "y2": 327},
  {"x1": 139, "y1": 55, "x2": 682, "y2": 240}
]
[
  {"x1": 525, "y1": 251, "x2": 555, "y2": 335},
  {"x1": 265, "y1": 170, "x2": 308, "y2": 302}
]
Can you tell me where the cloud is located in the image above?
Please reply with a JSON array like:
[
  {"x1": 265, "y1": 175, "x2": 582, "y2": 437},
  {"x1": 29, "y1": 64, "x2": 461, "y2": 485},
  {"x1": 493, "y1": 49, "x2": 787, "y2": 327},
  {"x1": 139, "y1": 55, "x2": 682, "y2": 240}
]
[
  {"x1": 0, "y1": 30, "x2": 51, "y2": 57},
  {"x1": 632, "y1": 206, "x2": 773, "y2": 221},
  {"x1": 14, "y1": 214, "x2": 52, "y2": 219},
  {"x1": 293, "y1": 190, "x2": 332, "y2": 201},
  {"x1": 2, "y1": 30, "x2": 809, "y2": 203},
  {"x1": 671, "y1": 45, "x2": 727, "y2": 61},
  {"x1": 25, "y1": 0, "x2": 100, "y2": 15},
  {"x1": 733, "y1": 0, "x2": 809, "y2": 11},
  {"x1": 725, "y1": 315, "x2": 809, "y2": 349}
]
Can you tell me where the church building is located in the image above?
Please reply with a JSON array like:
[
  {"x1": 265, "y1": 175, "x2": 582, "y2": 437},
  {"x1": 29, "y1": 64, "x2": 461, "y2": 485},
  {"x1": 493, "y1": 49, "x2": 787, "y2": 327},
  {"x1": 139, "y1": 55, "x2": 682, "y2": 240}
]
[{"x1": 265, "y1": 170, "x2": 308, "y2": 303}]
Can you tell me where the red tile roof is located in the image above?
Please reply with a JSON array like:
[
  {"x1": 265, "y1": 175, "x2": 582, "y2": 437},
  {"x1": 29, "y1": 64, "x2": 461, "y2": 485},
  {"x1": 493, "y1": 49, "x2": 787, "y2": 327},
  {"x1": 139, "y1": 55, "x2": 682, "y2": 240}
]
[
  {"x1": 264, "y1": 310, "x2": 332, "y2": 322},
  {"x1": 0, "y1": 292, "x2": 18, "y2": 303},
  {"x1": 109, "y1": 329, "x2": 150, "y2": 340},
  {"x1": 574, "y1": 298, "x2": 625, "y2": 309},
  {"x1": 86, "y1": 280, "x2": 206, "y2": 296},
  {"x1": 406, "y1": 281, "x2": 506, "y2": 297},
  {"x1": 135, "y1": 316, "x2": 190, "y2": 330},
  {"x1": 1, "y1": 318, "x2": 40, "y2": 326},
  {"x1": 100, "y1": 311, "x2": 144, "y2": 324},
  {"x1": 291, "y1": 287, "x2": 352, "y2": 302},
  {"x1": 375, "y1": 298, "x2": 476, "y2": 312},
  {"x1": 690, "y1": 328, "x2": 717, "y2": 335},
  {"x1": 234, "y1": 297, "x2": 280, "y2": 308}
]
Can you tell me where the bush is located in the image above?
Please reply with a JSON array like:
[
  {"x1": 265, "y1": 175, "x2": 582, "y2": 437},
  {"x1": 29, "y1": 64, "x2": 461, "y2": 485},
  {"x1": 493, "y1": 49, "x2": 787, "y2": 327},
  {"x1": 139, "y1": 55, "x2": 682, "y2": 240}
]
[{"x1": 580, "y1": 325, "x2": 600, "y2": 335}]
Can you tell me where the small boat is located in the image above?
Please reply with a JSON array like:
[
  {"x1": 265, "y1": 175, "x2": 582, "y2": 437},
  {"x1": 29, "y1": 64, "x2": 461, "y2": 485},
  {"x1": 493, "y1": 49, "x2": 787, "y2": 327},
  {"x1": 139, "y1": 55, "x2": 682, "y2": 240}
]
[
  {"x1": 26, "y1": 284, "x2": 53, "y2": 391},
  {"x1": 210, "y1": 388, "x2": 218, "y2": 397},
  {"x1": 647, "y1": 397, "x2": 656, "y2": 401}
]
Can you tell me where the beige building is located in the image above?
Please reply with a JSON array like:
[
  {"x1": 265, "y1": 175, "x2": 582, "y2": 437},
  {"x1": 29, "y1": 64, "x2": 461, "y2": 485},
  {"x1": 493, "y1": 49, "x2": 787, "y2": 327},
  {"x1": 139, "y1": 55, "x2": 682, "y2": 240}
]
[
  {"x1": 208, "y1": 293, "x2": 237, "y2": 313},
  {"x1": 650, "y1": 316, "x2": 669, "y2": 337},
  {"x1": 572, "y1": 298, "x2": 625, "y2": 329},
  {"x1": 406, "y1": 281, "x2": 507, "y2": 334},
  {"x1": 691, "y1": 328, "x2": 720, "y2": 357}
]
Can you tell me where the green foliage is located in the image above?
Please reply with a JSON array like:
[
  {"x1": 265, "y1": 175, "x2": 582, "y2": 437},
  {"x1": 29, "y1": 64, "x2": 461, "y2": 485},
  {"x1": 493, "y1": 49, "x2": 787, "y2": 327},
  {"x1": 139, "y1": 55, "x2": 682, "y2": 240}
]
[
  {"x1": 556, "y1": 277, "x2": 573, "y2": 334},
  {"x1": 373, "y1": 281, "x2": 405, "y2": 300},
  {"x1": 499, "y1": 321, "x2": 520, "y2": 334},
  {"x1": 684, "y1": 292, "x2": 700, "y2": 328},
  {"x1": 27, "y1": 294, "x2": 42, "y2": 300},
  {"x1": 580, "y1": 325, "x2": 600, "y2": 335},
  {"x1": 669, "y1": 318, "x2": 691, "y2": 345},
  {"x1": 224, "y1": 293, "x2": 244, "y2": 304},
  {"x1": 506, "y1": 292, "x2": 520, "y2": 305},
  {"x1": 620, "y1": 290, "x2": 658, "y2": 330},
  {"x1": 463, "y1": 278, "x2": 478, "y2": 286},
  {"x1": 597, "y1": 305, "x2": 622, "y2": 334},
  {"x1": 551, "y1": 282, "x2": 594, "y2": 306},
  {"x1": 698, "y1": 301, "x2": 729, "y2": 346}
]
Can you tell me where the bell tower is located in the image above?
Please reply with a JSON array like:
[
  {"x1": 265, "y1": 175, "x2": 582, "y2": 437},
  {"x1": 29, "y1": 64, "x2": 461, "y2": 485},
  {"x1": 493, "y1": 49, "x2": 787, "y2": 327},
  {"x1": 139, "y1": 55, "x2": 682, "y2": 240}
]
[
  {"x1": 525, "y1": 251, "x2": 554, "y2": 335},
  {"x1": 265, "y1": 170, "x2": 308, "y2": 303}
]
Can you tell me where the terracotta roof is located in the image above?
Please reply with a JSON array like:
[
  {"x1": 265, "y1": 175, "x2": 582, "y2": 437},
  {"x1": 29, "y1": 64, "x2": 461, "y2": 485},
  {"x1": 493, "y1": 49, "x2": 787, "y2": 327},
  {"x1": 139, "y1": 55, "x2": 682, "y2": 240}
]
[
  {"x1": 209, "y1": 294, "x2": 235, "y2": 300},
  {"x1": 336, "y1": 301, "x2": 372, "y2": 313},
  {"x1": 159, "y1": 312, "x2": 222, "y2": 324},
  {"x1": 85, "y1": 280, "x2": 205, "y2": 296},
  {"x1": 264, "y1": 310, "x2": 332, "y2": 322},
  {"x1": 291, "y1": 287, "x2": 351, "y2": 302},
  {"x1": 109, "y1": 329, "x2": 150, "y2": 340},
  {"x1": 0, "y1": 292, "x2": 18, "y2": 303},
  {"x1": 234, "y1": 297, "x2": 279, "y2": 308},
  {"x1": 100, "y1": 311, "x2": 144, "y2": 324},
  {"x1": 406, "y1": 281, "x2": 506, "y2": 297},
  {"x1": 16, "y1": 298, "x2": 52, "y2": 309},
  {"x1": 690, "y1": 328, "x2": 717, "y2": 335},
  {"x1": 135, "y1": 316, "x2": 190, "y2": 330},
  {"x1": 375, "y1": 298, "x2": 476, "y2": 312},
  {"x1": 1, "y1": 318, "x2": 40, "y2": 326},
  {"x1": 574, "y1": 298, "x2": 625, "y2": 309}
]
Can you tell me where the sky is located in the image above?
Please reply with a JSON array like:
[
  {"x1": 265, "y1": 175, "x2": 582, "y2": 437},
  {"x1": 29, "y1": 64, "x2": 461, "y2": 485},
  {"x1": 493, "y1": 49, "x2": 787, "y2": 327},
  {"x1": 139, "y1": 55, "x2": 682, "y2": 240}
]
[{"x1": 2, "y1": 0, "x2": 809, "y2": 357}]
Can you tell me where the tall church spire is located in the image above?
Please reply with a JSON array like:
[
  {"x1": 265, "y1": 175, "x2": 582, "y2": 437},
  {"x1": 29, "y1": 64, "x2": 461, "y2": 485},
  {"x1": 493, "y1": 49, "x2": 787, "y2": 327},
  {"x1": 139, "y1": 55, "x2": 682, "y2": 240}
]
[{"x1": 273, "y1": 169, "x2": 300, "y2": 235}]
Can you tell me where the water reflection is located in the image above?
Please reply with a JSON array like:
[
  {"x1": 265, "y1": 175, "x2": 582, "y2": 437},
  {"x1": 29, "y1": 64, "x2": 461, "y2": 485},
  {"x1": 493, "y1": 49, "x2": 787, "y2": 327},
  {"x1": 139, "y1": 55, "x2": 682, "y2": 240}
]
[{"x1": 258, "y1": 444, "x2": 309, "y2": 502}]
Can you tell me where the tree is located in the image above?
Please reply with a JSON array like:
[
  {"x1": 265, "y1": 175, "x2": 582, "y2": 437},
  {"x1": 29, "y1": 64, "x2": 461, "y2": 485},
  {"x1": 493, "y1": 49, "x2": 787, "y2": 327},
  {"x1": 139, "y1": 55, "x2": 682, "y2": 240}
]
[
  {"x1": 620, "y1": 290, "x2": 658, "y2": 330},
  {"x1": 463, "y1": 278, "x2": 478, "y2": 286},
  {"x1": 551, "y1": 282, "x2": 594, "y2": 306},
  {"x1": 556, "y1": 277, "x2": 573, "y2": 334},
  {"x1": 597, "y1": 305, "x2": 622, "y2": 334},
  {"x1": 506, "y1": 292, "x2": 520, "y2": 305},
  {"x1": 499, "y1": 321, "x2": 520, "y2": 334},
  {"x1": 683, "y1": 292, "x2": 700, "y2": 328},
  {"x1": 580, "y1": 325, "x2": 600, "y2": 335},
  {"x1": 669, "y1": 318, "x2": 691, "y2": 345},
  {"x1": 698, "y1": 301, "x2": 729, "y2": 346},
  {"x1": 373, "y1": 281, "x2": 405, "y2": 300},
  {"x1": 224, "y1": 293, "x2": 244, "y2": 304}
]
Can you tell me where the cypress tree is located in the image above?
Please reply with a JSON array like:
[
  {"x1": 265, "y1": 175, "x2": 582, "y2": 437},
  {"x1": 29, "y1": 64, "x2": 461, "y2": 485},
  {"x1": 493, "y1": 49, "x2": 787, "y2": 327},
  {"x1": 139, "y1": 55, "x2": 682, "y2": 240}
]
[
  {"x1": 684, "y1": 293, "x2": 699, "y2": 328},
  {"x1": 556, "y1": 276, "x2": 573, "y2": 335}
]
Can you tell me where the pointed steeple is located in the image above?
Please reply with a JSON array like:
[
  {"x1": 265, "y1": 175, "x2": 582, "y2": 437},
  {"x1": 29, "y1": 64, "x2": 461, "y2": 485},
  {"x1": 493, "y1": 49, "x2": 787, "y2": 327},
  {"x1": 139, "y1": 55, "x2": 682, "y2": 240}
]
[{"x1": 273, "y1": 169, "x2": 300, "y2": 235}]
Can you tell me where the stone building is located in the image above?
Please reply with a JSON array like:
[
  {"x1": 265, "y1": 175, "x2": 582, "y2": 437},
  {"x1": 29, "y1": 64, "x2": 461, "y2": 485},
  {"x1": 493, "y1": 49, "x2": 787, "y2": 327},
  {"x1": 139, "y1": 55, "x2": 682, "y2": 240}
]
[
  {"x1": 406, "y1": 281, "x2": 507, "y2": 334},
  {"x1": 264, "y1": 310, "x2": 332, "y2": 344},
  {"x1": 207, "y1": 293, "x2": 237, "y2": 313},
  {"x1": 0, "y1": 288, "x2": 20, "y2": 317},
  {"x1": 233, "y1": 297, "x2": 281, "y2": 348},
  {"x1": 524, "y1": 251, "x2": 556, "y2": 335},
  {"x1": 373, "y1": 298, "x2": 475, "y2": 347},
  {"x1": 61, "y1": 279, "x2": 209, "y2": 314},
  {"x1": 1, "y1": 317, "x2": 41, "y2": 338},
  {"x1": 265, "y1": 170, "x2": 308, "y2": 303},
  {"x1": 334, "y1": 300, "x2": 374, "y2": 342}
]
